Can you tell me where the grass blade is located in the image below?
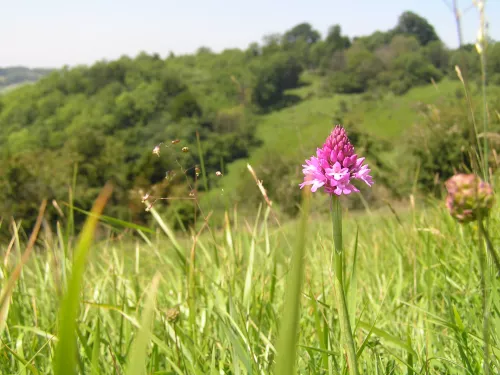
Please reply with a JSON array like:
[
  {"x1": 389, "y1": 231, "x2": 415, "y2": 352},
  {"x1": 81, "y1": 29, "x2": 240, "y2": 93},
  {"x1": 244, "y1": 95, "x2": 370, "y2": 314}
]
[
  {"x1": 274, "y1": 186, "x2": 311, "y2": 375},
  {"x1": 348, "y1": 227, "x2": 359, "y2": 330},
  {"x1": 91, "y1": 318, "x2": 101, "y2": 375},
  {"x1": 3, "y1": 343, "x2": 40, "y2": 375},
  {"x1": 358, "y1": 320, "x2": 416, "y2": 355},
  {"x1": 0, "y1": 200, "x2": 47, "y2": 335},
  {"x1": 68, "y1": 204, "x2": 155, "y2": 234},
  {"x1": 53, "y1": 183, "x2": 113, "y2": 375},
  {"x1": 124, "y1": 272, "x2": 161, "y2": 375},
  {"x1": 148, "y1": 205, "x2": 186, "y2": 268},
  {"x1": 243, "y1": 203, "x2": 262, "y2": 309}
]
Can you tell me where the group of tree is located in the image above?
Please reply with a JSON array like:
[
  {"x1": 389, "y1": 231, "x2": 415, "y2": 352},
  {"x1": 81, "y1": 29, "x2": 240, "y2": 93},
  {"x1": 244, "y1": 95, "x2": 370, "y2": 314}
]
[{"x1": 251, "y1": 11, "x2": 500, "y2": 95}]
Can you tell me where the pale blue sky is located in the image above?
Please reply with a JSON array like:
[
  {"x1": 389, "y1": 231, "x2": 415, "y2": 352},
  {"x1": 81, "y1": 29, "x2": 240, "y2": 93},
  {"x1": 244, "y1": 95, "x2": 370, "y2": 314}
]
[{"x1": 2, "y1": 0, "x2": 499, "y2": 68}]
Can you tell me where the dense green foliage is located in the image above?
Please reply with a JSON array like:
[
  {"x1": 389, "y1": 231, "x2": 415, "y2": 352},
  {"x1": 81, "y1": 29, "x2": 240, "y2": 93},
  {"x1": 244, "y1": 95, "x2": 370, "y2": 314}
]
[{"x1": 0, "y1": 55, "x2": 261, "y2": 228}]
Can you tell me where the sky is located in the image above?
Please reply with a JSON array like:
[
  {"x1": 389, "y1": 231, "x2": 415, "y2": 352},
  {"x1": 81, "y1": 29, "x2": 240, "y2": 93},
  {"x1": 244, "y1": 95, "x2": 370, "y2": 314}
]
[{"x1": 2, "y1": 0, "x2": 499, "y2": 68}]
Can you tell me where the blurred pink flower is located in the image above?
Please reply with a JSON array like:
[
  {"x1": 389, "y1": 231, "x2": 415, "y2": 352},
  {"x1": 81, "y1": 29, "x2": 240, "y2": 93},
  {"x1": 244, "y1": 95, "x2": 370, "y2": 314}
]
[
  {"x1": 299, "y1": 125, "x2": 373, "y2": 195},
  {"x1": 445, "y1": 173, "x2": 494, "y2": 223}
]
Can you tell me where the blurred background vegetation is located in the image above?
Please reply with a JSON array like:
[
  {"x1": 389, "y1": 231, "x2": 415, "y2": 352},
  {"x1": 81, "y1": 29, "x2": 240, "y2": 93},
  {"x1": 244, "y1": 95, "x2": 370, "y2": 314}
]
[{"x1": 1, "y1": 10, "x2": 500, "y2": 234}]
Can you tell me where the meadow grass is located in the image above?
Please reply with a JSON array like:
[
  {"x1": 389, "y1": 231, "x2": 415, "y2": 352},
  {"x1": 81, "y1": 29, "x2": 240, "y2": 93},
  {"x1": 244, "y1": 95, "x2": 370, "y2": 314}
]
[
  {"x1": 255, "y1": 78, "x2": 464, "y2": 159},
  {"x1": 0, "y1": 187, "x2": 498, "y2": 374}
]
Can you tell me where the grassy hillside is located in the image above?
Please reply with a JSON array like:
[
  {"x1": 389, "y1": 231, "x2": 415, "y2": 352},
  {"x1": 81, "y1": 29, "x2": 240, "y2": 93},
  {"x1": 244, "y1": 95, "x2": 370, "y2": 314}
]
[
  {"x1": 250, "y1": 77, "x2": 466, "y2": 158},
  {"x1": 255, "y1": 79, "x2": 461, "y2": 155},
  {"x1": 205, "y1": 78, "x2": 466, "y2": 208}
]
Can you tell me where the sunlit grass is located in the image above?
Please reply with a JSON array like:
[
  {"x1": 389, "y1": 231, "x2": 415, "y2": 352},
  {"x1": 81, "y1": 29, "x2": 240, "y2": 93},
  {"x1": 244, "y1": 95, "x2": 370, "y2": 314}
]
[
  {"x1": 256, "y1": 78, "x2": 464, "y2": 160},
  {"x1": 0, "y1": 190, "x2": 498, "y2": 373}
]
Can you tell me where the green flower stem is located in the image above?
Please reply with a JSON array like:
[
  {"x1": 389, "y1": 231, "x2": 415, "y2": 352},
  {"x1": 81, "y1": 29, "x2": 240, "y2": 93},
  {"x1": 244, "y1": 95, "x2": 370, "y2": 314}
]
[
  {"x1": 477, "y1": 219, "x2": 490, "y2": 375},
  {"x1": 479, "y1": 219, "x2": 500, "y2": 276},
  {"x1": 331, "y1": 195, "x2": 359, "y2": 375}
]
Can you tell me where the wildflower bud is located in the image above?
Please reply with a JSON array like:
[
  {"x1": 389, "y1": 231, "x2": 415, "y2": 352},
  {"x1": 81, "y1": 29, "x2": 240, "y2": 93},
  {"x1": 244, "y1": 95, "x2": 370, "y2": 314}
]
[
  {"x1": 215, "y1": 171, "x2": 223, "y2": 177},
  {"x1": 166, "y1": 306, "x2": 180, "y2": 324},
  {"x1": 141, "y1": 193, "x2": 150, "y2": 203},
  {"x1": 145, "y1": 203, "x2": 153, "y2": 212},
  {"x1": 445, "y1": 174, "x2": 495, "y2": 224},
  {"x1": 152, "y1": 145, "x2": 161, "y2": 157},
  {"x1": 171, "y1": 139, "x2": 180, "y2": 144},
  {"x1": 182, "y1": 147, "x2": 189, "y2": 153},
  {"x1": 189, "y1": 190, "x2": 195, "y2": 197},
  {"x1": 195, "y1": 166, "x2": 201, "y2": 177}
]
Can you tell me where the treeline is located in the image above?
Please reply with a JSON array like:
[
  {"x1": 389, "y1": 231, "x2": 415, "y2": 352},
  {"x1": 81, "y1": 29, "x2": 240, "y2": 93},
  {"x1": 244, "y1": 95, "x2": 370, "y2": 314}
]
[
  {"x1": 1, "y1": 10, "x2": 499, "y2": 230},
  {"x1": 244, "y1": 11, "x2": 500, "y2": 95}
]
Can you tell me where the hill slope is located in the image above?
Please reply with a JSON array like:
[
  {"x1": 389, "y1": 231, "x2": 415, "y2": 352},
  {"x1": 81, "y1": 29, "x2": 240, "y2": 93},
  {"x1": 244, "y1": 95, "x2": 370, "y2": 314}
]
[
  {"x1": 203, "y1": 77, "x2": 467, "y2": 213},
  {"x1": 0, "y1": 66, "x2": 52, "y2": 92}
]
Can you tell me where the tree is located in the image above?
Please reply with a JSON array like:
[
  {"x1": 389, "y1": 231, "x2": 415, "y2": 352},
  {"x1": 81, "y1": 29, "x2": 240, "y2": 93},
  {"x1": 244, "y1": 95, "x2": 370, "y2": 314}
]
[
  {"x1": 197, "y1": 46, "x2": 213, "y2": 55},
  {"x1": 392, "y1": 51, "x2": 443, "y2": 85},
  {"x1": 316, "y1": 25, "x2": 351, "y2": 72},
  {"x1": 354, "y1": 31, "x2": 393, "y2": 51},
  {"x1": 169, "y1": 91, "x2": 202, "y2": 121},
  {"x1": 251, "y1": 53, "x2": 302, "y2": 110},
  {"x1": 283, "y1": 23, "x2": 321, "y2": 45},
  {"x1": 246, "y1": 42, "x2": 261, "y2": 57},
  {"x1": 325, "y1": 25, "x2": 351, "y2": 50},
  {"x1": 327, "y1": 45, "x2": 384, "y2": 94},
  {"x1": 390, "y1": 35, "x2": 420, "y2": 55},
  {"x1": 487, "y1": 42, "x2": 500, "y2": 75},
  {"x1": 448, "y1": 46, "x2": 480, "y2": 80},
  {"x1": 423, "y1": 40, "x2": 450, "y2": 71},
  {"x1": 348, "y1": 46, "x2": 384, "y2": 83},
  {"x1": 394, "y1": 11, "x2": 440, "y2": 46},
  {"x1": 280, "y1": 23, "x2": 322, "y2": 69},
  {"x1": 262, "y1": 33, "x2": 282, "y2": 55},
  {"x1": 374, "y1": 35, "x2": 420, "y2": 69}
]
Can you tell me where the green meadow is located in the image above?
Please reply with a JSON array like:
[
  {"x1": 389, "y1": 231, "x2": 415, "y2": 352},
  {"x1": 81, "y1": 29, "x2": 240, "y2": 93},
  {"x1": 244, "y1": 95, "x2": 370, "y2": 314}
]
[{"x1": 1, "y1": 6, "x2": 500, "y2": 375}]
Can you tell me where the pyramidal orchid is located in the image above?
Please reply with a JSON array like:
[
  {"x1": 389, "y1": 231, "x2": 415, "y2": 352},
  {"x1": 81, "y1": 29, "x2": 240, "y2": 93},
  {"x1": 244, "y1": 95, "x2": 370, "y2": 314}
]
[
  {"x1": 298, "y1": 125, "x2": 373, "y2": 375},
  {"x1": 299, "y1": 125, "x2": 373, "y2": 195}
]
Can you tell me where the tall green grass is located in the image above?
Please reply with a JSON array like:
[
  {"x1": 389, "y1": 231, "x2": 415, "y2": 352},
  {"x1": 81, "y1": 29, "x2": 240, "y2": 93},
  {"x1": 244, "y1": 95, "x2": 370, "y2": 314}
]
[{"x1": 0, "y1": 190, "x2": 498, "y2": 373}]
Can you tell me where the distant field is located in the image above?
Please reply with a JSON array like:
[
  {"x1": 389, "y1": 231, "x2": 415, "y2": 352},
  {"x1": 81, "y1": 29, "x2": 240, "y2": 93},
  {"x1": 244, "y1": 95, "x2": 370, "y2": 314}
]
[
  {"x1": 0, "y1": 66, "x2": 52, "y2": 93},
  {"x1": 0, "y1": 81, "x2": 33, "y2": 93},
  {"x1": 257, "y1": 78, "x2": 463, "y2": 158}
]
